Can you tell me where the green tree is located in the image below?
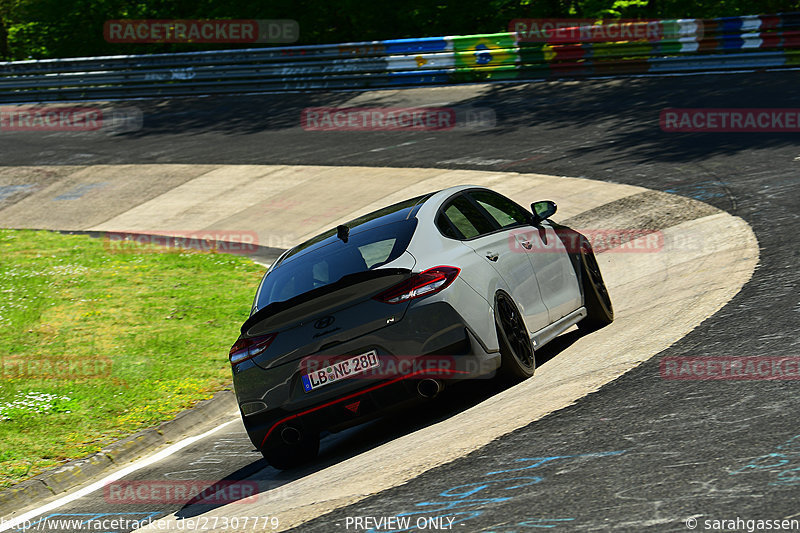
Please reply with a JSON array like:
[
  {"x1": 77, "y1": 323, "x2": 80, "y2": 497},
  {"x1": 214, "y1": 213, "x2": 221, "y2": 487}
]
[{"x1": 1, "y1": 0, "x2": 800, "y2": 60}]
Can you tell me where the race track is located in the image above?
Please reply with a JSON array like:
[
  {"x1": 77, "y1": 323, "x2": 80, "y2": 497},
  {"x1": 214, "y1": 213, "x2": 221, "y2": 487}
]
[{"x1": 0, "y1": 71, "x2": 797, "y2": 532}]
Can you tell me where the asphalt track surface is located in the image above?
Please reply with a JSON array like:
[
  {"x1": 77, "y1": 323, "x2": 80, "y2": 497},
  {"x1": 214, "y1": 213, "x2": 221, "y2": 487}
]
[{"x1": 0, "y1": 71, "x2": 798, "y2": 532}]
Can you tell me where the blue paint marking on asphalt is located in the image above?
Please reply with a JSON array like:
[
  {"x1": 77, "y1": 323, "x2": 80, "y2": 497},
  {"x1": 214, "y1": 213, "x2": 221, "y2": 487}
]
[
  {"x1": 730, "y1": 433, "x2": 800, "y2": 485},
  {"x1": 514, "y1": 518, "x2": 577, "y2": 529},
  {"x1": 483, "y1": 518, "x2": 577, "y2": 531},
  {"x1": 439, "y1": 476, "x2": 543, "y2": 497},
  {"x1": 664, "y1": 180, "x2": 726, "y2": 201},
  {"x1": 54, "y1": 182, "x2": 107, "y2": 200},
  {"x1": 365, "y1": 451, "x2": 625, "y2": 532},
  {"x1": 485, "y1": 451, "x2": 626, "y2": 476},
  {"x1": 0, "y1": 184, "x2": 35, "y2": 201}
]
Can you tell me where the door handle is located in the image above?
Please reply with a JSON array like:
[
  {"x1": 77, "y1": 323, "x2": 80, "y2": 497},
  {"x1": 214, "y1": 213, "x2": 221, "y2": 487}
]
[
  {"x1": 520, "y1": 240, "x2": 532, "y2": 250},
  {"x1": 485, "y1": 252, "x2": 499, "y2": 262}
]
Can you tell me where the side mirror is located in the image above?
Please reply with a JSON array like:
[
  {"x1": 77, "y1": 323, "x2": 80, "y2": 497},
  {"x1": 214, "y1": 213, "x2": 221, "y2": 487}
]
[{"x1": 530, "y1": 200, "x2": 557, "y2": 225}]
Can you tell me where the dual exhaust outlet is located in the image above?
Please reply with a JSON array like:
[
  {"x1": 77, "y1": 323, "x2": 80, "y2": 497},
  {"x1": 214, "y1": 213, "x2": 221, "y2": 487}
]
[{"x1": 278, "y1": 378, "x2": 443, "y2": 445}]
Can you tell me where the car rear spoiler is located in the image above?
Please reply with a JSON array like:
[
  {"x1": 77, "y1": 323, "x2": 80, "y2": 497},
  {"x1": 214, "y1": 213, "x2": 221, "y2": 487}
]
[{"x1": 241, "y1": 268, "x2": 412, "y2": 336}]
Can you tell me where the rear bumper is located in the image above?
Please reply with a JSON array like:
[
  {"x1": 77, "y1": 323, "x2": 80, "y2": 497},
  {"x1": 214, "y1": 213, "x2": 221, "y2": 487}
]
[
  {"x1": 232, "y1": 301, "x2": 499, "y2": 451},
  {"x1": 254, "y1": 365, "x2": 452, "y2": 453}
]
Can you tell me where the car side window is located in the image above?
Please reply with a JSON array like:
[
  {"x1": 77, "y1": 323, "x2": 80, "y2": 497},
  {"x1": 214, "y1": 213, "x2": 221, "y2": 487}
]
[
  {"x1": 469, "y1": 191, "x2": 530, "y2": 229},
  {"x1": 437, "y1": 195, "x2": 496, "y2": 239}
]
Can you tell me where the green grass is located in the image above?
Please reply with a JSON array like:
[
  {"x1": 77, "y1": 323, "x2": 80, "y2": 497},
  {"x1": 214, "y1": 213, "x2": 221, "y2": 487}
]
[{"x1": 0, "y1": 229, "x2": 265, "y2": 488}]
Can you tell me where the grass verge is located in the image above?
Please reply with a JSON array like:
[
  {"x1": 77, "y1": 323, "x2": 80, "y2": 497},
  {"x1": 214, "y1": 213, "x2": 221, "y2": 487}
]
[{"x1": 0, "y1": 229, "x2": 265, "y2": 488}]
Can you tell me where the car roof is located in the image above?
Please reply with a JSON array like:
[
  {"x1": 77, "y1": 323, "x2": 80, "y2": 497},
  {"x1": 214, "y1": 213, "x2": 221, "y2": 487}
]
[
  {"x1": 276, "y1": 191, "x2": 435, "y2": 266},
  {"x1": 272, "y1": 184, "x2": 490, "y2": 268}
]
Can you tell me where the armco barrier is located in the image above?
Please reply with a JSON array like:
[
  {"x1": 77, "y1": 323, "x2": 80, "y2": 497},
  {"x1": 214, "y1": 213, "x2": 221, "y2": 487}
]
[{"x1": 0, "y1": 12, "x2": 799, "y2": 103}]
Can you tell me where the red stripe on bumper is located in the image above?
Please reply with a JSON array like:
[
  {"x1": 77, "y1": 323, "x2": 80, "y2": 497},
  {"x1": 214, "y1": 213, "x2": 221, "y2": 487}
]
[{"x1": 259, "y1": 368, "x2": 467, "y2": 448}]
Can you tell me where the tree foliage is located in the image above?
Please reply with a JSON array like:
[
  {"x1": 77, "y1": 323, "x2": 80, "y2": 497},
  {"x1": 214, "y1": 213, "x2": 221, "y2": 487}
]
[{"x1": 1, "y1": 0, "x2": 799, "y2": 60}]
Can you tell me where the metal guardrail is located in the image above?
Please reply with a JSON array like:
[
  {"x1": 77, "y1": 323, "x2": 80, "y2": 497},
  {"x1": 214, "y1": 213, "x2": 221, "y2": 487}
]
[{"x1": 1, "y1": 13, "x2": 799, "y2": 103}]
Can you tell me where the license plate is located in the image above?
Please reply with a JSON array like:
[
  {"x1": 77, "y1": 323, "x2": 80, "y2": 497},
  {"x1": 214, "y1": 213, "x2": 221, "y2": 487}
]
[{"x1": 301, "y1": 350, "x2": 380, "y2": 392}]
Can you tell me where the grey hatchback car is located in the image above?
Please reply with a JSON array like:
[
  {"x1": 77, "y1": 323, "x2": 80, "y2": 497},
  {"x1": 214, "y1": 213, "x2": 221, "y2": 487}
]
[{"x1": 230, "y1": 185, "x2": 613, "y2": 468}]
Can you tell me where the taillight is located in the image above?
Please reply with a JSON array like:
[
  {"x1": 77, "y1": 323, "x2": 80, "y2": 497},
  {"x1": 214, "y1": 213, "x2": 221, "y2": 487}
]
[
  {"x1": 373, "y1": 266, "x2": 461, "y2": 304},
  {"x1": 229, "y1": 333, "x2": 277, "y2": 365}
]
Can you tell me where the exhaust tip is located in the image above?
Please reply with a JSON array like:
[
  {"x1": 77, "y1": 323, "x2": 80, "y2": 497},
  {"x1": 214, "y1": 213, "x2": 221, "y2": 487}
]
[
  {"x1": 281, "y1": 426, "x2": 302, "y2": 445},
  {"x1": 417, "y1": 378, "x2": 442, "y2": 399}
]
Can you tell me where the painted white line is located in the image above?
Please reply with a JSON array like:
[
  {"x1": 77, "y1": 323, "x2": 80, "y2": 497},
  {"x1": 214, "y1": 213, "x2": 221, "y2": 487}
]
[
  {"x1": 369, "y1": 141, "x2": 419, "y2": 152},
  {"x1": 0, "y1": 418, "x2": 239, "y2": 532}
]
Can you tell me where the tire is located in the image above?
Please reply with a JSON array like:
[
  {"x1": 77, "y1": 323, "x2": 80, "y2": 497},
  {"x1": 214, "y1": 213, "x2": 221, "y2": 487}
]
[
  {"x1": 495, "y1": 292, "x2": 536, "y2": 380},
  {"x1": 577, "y1": 239, "x2": 614, "y2": 332},
  {"x1": 262, "y1": 430, "x2": 320, "y2": 470}
]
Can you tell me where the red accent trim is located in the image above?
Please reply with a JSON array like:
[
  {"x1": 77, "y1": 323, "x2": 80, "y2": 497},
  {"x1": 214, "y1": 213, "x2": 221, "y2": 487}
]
[{"x1": 259, "y1": 368, "x2": 467, "y2": 448}]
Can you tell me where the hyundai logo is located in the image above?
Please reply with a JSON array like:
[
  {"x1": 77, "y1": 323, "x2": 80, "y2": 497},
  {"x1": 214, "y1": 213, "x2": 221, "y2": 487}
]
[{"x1": 314, "y1": 316, "x2": 336, "y2": 329}]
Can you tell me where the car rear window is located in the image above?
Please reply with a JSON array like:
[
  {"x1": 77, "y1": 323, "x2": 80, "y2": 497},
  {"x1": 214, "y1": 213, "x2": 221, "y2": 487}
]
[{"x1": 255, "y1": 218, "x2": 417, "y2": 309}]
